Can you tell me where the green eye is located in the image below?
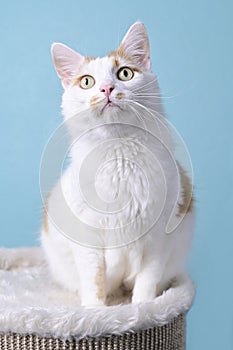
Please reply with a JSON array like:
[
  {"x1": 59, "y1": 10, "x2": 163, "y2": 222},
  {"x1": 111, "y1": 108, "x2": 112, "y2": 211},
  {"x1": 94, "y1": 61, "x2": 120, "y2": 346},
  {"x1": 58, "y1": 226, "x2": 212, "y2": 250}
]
[
  {"x1": 80, "y1": 75, "x2": 95, "y2": 89},
  {"x1": 117, "y1": 67, "x2": 134, "y2": 81}
]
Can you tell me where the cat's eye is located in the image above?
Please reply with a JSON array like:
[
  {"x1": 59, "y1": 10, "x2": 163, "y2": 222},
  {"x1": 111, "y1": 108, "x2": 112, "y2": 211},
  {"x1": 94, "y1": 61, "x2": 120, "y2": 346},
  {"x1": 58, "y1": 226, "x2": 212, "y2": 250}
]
[
  {"x1": 80, "y1": 75, "x2": 95, "y2": 89},
  {"x1": 117, "y1": 67, "x2": 134, "y2": 81}
]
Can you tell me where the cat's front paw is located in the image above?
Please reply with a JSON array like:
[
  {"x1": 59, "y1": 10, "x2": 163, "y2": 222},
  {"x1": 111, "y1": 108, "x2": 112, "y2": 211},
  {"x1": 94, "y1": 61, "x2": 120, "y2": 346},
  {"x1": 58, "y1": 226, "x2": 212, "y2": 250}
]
[{"x1": 132, "y1": 288, "x2": 156, "y2": 304}]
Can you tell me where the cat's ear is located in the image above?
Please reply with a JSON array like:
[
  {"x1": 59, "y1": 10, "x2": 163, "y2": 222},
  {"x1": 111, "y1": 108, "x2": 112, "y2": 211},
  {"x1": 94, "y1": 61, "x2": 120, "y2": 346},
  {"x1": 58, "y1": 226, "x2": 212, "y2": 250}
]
[
  {"x1": 51, "y1": 43, "x2": 85, "y2": 89},
  {"x1": 119, "y1": 22, "x2": 150, "y2": 70}
]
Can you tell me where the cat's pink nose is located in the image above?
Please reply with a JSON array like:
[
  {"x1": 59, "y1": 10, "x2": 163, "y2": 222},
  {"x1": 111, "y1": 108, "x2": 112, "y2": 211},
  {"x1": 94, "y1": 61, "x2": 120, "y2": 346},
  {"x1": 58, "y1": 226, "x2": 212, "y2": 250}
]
[{"x1": 100, "y1": 84, "x2": 114, "y2": 98}]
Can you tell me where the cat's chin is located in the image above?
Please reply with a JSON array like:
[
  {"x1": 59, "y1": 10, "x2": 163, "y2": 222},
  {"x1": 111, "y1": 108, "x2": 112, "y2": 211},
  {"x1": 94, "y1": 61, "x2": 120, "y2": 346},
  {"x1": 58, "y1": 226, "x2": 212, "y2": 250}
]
[{"x1": 100, "y1": 101, "x2": 123, "y2": 115}]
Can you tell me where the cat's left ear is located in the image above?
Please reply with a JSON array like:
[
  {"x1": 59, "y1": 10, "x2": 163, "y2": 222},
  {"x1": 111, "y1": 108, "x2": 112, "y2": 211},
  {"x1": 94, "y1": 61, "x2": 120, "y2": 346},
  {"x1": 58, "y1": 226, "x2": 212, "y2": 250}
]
[{"x1": 119, "y1": 22, "x2": 150, "y2": 70}]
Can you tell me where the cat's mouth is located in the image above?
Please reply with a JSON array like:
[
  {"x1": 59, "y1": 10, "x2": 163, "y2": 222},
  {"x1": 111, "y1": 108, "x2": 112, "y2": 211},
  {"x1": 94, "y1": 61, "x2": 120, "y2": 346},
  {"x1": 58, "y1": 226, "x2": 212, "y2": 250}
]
[{"x1": 101, "y1": 99, "x2": 122, "y2": 114}]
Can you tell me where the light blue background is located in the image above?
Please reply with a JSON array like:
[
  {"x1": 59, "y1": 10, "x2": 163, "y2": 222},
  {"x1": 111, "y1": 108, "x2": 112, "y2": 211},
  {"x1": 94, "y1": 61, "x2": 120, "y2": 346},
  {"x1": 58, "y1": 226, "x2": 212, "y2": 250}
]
[{"x1": 1, "y1": 1, "x2": 232, "y2": 349}]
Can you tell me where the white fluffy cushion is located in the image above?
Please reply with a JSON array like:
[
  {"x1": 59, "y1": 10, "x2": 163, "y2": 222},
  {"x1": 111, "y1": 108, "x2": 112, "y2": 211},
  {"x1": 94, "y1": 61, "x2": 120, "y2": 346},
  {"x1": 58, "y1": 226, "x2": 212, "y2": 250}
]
[{"x1": 0, "y1": 247, "x2": 195, "y2": 339}]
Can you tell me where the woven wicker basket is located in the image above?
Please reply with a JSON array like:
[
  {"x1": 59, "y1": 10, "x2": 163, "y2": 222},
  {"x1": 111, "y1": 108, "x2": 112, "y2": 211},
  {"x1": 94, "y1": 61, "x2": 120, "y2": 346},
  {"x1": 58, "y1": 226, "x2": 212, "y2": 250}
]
[{"x1": 0, "y1": 314, "x2": 185, "y2": 350}]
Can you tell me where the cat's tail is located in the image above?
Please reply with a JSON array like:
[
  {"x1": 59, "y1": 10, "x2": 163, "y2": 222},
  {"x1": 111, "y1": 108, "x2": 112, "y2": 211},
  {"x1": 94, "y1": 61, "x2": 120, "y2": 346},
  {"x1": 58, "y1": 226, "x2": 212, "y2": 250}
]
[{"x1": 0, "y1": 246, "x2": 45, "y2": 270}]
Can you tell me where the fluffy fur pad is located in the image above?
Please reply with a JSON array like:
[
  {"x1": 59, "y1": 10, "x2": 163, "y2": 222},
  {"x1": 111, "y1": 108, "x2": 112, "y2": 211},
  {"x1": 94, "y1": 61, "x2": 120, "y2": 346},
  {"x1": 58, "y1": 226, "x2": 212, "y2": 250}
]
[{"x1": 0, "y1": 247, "x2": 195, "y2": 339}]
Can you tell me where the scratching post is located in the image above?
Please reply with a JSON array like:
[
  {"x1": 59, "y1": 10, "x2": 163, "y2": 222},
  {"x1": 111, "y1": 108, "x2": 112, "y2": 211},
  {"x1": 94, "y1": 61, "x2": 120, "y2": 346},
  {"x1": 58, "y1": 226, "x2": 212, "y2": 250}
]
[{"x1": 0, "y1": 247, "x2": 194, "y2": 350}]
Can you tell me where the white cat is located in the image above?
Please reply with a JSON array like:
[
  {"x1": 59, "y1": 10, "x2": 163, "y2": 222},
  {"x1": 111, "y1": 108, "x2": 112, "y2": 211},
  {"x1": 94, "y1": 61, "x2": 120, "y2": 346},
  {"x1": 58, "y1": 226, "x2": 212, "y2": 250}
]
[{"x1": 41, "y1": 22, "x2": 194, "y2": 307}]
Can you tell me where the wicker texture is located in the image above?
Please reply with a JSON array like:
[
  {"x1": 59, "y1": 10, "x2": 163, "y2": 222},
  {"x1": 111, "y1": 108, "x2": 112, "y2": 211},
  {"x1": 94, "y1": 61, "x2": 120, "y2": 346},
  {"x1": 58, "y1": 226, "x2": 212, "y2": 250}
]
[{"x1": 0, "y1": 314, "x2": 185, "y2": 350}]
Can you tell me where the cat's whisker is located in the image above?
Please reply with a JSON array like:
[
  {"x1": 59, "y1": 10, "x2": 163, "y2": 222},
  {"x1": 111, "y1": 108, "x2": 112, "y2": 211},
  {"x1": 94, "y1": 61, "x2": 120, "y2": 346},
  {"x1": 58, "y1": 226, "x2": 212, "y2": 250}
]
[
  {"x1": 137, "y1": 101, "x2": 165, "y2": 106},
  {"x1": 125, "y1": 100, "x2": 154, "y2": 127},
  {"x1": 131, "y1": 78, "x2": 158, "y2": 93},
  {"x1": 131, "y1": 92, "x2": 162, "y2": 97},
  {"x1": 135, "y1": 101, "x2": 169, "y2": 123},
  {"x1": 132, "y1": 101, "x2": 173, "y2": 137},
  {"x1": 130, "y1": 95, "x2": 166, "y2": 106},
  {"x1": 131, "y1": 91, "x2": 168, "y2": 98},
  {"x1": 133, "y1": 90, "x2": 172, "y2": 100},
  {"x1": 125, "y1": 99, "x2": 163, "y2": 139},
  {"x1": 126, "y1": 103, "x2": 149, "y2": 133},
  {"x1": 132, "y1": 92, "x2": 176, "y2": 100},
  {"x1": 124, "y1": 99, "x2": 159, "y2": 120},
  {"x1": 132, "y1": 81, "x2": 174, "y2": 100}
]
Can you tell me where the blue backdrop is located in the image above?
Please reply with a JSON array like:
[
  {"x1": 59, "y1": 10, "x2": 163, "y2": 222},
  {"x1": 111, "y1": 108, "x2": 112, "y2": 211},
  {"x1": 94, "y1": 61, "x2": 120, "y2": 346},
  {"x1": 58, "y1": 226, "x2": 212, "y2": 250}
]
[{"x1": 1, "y1": 1, "x2": 232, "y2": 349}]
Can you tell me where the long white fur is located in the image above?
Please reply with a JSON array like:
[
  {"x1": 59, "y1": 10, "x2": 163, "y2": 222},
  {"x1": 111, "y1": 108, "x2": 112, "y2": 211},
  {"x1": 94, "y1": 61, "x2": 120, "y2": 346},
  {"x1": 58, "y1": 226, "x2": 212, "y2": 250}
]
[
  {"x1": 41, "y1": 22, "x2": 194, "y2": 307},
  {"x1": 0, "y1": 247, "x2": 195, "y2": 338}
]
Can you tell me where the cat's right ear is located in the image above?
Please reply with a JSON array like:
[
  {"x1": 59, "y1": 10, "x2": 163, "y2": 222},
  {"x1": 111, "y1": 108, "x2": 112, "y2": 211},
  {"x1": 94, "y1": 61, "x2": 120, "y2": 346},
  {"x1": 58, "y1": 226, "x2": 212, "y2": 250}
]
[
  {"x1": 51, "y1": 43, "x2": 85, "y2": 89},
  {"x1": 119, "y1": 22, "x2": 150, "y2": 70}
]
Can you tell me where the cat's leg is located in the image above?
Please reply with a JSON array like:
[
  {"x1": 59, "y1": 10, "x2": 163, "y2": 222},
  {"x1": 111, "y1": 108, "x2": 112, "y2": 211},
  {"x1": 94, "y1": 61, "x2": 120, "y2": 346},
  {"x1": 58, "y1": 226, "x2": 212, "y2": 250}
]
[
  {"x1": 70, "y1": 242, "x2": 106, "y2": 307},
  {"x1": 132, "y1": 254, "x2": 166, "y2": 303}
]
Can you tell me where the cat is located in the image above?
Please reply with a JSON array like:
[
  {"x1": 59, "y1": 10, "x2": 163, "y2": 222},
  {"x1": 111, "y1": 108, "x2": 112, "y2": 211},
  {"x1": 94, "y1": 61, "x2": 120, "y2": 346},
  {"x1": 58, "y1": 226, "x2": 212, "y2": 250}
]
[{"x1": 41, "y1": 22, "x2": 194, "y2": 307}]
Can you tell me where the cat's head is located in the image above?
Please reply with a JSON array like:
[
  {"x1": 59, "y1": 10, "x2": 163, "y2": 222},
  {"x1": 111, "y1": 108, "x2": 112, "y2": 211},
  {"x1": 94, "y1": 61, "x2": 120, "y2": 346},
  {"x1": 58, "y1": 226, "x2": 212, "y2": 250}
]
[{"x1": 51, "y1": 22, "x2": 161, "y2": 121}]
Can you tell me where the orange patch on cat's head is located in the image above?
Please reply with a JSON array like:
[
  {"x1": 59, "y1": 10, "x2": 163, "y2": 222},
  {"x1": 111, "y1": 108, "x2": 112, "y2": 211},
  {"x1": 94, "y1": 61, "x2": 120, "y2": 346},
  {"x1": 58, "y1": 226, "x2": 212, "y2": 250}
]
[
  {"x1": 73, "y1": 77, "x2": 81, "y2": 87},
  {"x1": 85, "y1": 56, "x2": 95, "y2": 64},
  {"x1": 112, "y1": 57, "x2": 120, "y2": 68},
  {"x1": 109, "y1": 50, "x2": 142, "y2": 74},
  {"x1": 72, "y1": 57, "x2": 95, "y2": 86},
  {"x1": 117, "y1": 43, "x2": 133, "y2": 62},
  {"x1": 108, "y1": 48, "x2": 133, "y2": 65}
]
